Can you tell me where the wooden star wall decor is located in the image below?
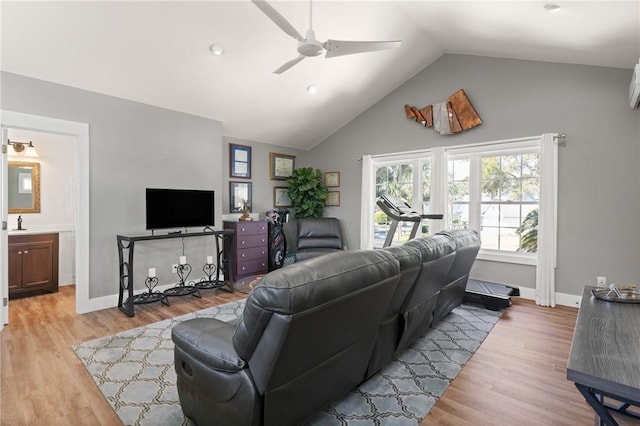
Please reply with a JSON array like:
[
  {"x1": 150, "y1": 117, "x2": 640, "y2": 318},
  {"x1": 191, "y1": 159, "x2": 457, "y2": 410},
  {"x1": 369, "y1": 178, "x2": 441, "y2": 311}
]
[{"x1": 404, "y1": 89, "x2": 482, "y2": 135}]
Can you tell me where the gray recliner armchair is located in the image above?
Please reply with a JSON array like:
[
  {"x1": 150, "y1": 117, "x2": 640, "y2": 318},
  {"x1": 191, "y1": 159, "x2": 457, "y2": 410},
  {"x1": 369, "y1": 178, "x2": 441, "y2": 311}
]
[{"x1": 294, "y1": 217, "x2": 344, "y2": 261}]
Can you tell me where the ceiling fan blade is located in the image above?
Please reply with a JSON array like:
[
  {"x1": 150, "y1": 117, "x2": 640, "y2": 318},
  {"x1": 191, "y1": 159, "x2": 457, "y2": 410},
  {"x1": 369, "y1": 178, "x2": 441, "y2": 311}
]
[
  {"x1": 323, "y1": 40, "x2": 402, "y2": 59},
  {"x1": 274, "y1": 56, "x2": 306, "y2": 74},
  {"x1": 252, "y1": 0, "x2": 304, "y2": 42}
]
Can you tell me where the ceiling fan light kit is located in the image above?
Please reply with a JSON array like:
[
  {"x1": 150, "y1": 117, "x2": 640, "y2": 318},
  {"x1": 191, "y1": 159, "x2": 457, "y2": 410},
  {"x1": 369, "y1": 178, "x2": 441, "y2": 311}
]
[
  {"x1": 209, "y1": 44, "x2": 224, "y2": 56},
  {"x1": 252, "y1": 0, "x2": 402, "y2": 74}
]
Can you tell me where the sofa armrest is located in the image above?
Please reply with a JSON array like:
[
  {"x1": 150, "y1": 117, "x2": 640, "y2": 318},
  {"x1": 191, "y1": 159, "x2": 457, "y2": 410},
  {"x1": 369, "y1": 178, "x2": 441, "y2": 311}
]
[{"x1": 172, "y1": 318, "x2": 246, "y2": 372}]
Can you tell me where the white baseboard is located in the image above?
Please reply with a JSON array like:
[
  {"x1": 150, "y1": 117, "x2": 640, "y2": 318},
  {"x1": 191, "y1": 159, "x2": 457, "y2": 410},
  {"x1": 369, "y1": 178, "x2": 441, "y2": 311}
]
[
  {"x1": 79, "y1": 281, "x2": 193, "y2": 314},
  {"x1": 59, "y1": 274, "x2": 75, "y2": 286},
  {"x1": 516, "y1": 286, "x2": 582, "y2": 308},
  {"x1": 80, "y1": 281, "x2": 583, "y2": 315}
]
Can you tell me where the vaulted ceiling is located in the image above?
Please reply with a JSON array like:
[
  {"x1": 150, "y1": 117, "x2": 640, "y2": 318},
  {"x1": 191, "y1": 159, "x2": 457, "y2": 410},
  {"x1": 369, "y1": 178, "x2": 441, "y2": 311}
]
[{"x1": 2, "y1": 1, "x2": 639, "y2": 149}]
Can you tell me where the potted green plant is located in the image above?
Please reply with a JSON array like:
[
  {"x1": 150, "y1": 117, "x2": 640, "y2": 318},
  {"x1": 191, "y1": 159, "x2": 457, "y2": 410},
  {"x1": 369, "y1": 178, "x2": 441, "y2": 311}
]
[{"x1": 286, "y1": 167, "x2": 328, "y2": 218}]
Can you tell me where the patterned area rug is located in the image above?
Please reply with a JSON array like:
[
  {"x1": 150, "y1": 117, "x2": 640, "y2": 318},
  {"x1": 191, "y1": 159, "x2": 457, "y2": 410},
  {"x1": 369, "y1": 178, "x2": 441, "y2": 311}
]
[
  {"x1": 73, "y1": 300, "x2": 501, "y2": 426},
  {"x1": 233, "y1": 275, "x2": 264, "y2": 294}
]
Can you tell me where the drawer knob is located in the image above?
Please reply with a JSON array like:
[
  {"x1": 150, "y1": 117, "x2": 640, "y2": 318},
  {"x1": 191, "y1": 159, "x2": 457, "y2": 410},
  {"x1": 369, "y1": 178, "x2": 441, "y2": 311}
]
[
  {"x1": 241, "y1": 241, "x2": 245, "y2": 245},
  {"x1": 241, "y1": 254, "x2": 245, "y2": 258},
  {"x1": 24, "y1": 250, "x2": 29, "y2": 254},
  {"x1": 18, "y1": 251, "x2": 22, "y2": 255}
]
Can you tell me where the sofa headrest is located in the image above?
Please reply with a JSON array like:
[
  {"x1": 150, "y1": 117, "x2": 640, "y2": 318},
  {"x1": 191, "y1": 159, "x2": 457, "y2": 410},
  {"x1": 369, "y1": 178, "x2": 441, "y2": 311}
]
[
  {"x1": 436, "y1": 229, "x2": 481, "y2": 249},
  {"x1": 232, "y1": 249, "x2": 400, "y2": 360},
  {"x1": 296, "y1": 217, "x2": 344, "y2": 250},
  {"x1": 297, "y1": 217, "x2": 342, "y2": 239},
  {"x1": 404, "y1": 234, "x2": 457, "y2": 262}
]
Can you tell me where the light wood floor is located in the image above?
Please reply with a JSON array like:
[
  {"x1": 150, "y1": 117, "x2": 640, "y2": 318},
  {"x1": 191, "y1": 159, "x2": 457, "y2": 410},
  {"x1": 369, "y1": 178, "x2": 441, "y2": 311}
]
[{"x1": 1, "y1": 286, "x2": 597, "y2": 425}]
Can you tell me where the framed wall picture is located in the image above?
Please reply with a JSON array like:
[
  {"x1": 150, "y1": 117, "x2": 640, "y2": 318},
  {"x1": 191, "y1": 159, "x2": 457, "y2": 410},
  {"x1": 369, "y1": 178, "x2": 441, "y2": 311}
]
[
  {"x1": 324, "y1": 171, "x2": 340, "y2": 187},
  {"x1": 229, "y1": 181, "x2": 252, "y2": 213},
  {"x1": 273, "y1": 187, "x2": 292, "y2": 207},
  {"x1": 230, "y1": 143, "x2": 251, "y2": 179},
  {"x1": 326, "y1": 191, "x2": 340, "y2": 206},
  {"x1": 270, "y1": 152, "x2": 296, "y2": 180}
]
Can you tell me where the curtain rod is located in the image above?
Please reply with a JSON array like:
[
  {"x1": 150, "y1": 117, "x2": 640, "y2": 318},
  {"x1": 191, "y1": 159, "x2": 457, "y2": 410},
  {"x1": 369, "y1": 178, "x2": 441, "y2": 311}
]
[{"x1": 356, "y1": 132, "x2": 566, "y2": 161}]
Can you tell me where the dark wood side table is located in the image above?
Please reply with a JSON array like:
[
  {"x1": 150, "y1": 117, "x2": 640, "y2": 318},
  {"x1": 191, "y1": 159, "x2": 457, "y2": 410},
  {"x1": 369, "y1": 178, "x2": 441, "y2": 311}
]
[{"x1": 567, "y1": 286, "x2": 640, "y2": 425}]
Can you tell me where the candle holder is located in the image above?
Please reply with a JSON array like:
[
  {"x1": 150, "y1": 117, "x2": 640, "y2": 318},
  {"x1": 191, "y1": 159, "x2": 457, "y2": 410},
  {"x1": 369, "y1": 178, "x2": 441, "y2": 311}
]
[
  {"x1": 196, "y1": 252, "x2": 234, "y2": 292},
  {"x1": 164, "y1": 263, "x2": 201, "y2": 298},
  {"x1": 197, "y1": 262, "x2": 219, "y2": 289},
  {"x1": 132, "y1": 276, "x2": 170, "y2": 306}
]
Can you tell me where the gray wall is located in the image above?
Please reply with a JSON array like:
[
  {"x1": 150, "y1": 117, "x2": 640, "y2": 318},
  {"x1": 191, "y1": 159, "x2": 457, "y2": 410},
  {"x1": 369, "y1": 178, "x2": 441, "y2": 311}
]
[
  {"x1": 222, "y1": 136, "x2": 308, "y2": 216},
  {"x1": 309, "y1": 54, "x2": 640, "y2": 296},
  {"x1": 222, "y1": 136, "x2": 308, "y2": 249},
  {"x1": 3, "y1": 54, "x2": 638, "y2": 300},
  {"x1": 2, "y1": 71, "x2": 224, "y2": 298}
]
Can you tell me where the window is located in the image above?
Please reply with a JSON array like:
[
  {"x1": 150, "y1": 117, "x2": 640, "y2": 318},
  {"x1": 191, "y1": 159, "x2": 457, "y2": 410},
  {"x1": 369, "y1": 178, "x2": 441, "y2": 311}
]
[
  {"x1": 480, "y1": 153, "x2": 539, "y2": 251},
  {"x1": 362, "y1": 136, "x2": 548, "y2": 266},
  {"x1": 447, "y1": 146, "x2": 540, "y2": 260},
  {"x1": 371, "y1": 156, "x2": 432, "y2": 247},
  {"x1": 448, "y1": 158, "x2": 470, "y2": 230}
]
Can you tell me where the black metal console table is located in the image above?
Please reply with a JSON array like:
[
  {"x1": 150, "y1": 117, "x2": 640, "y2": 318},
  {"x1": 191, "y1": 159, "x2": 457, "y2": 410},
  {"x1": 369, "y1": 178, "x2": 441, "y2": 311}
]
[
  {"x1": 116, "y1": 230, "x2": 235, "y2": 317},
  {"x1": 567, "y1": 286, "x2": 640, "y2": 425}
]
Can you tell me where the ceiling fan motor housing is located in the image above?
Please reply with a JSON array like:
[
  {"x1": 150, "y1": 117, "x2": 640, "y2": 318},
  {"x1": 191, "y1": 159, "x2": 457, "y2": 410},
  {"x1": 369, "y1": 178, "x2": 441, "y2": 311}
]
[
  {"x1": 298, "y1": 29, "x2": 324, "y2": 57},
  {"x1": 298, "y1": 40, "x2": 323, "y2": 57}
]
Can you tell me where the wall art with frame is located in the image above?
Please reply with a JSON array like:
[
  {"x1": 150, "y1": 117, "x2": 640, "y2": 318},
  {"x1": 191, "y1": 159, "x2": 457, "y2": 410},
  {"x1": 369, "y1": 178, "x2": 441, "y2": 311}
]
[
  {"x1": 270, "y1": 152, "x2": 295, "y2": 180},
  {"x1": 326, "y1": 191, "x2": 340, "y2": 206},
  {"x1": 229, "y1": 143, "x2": 251, "y2": 179},
  {"x1": 229, "y1": 181, "x2": 252, "y2": 212},
  {"x1": 324, "y1": 171, "x2": 340, "y2": 187},
  {"x1": 273, "y1": 187, "x2": 292, "y2": 207}
]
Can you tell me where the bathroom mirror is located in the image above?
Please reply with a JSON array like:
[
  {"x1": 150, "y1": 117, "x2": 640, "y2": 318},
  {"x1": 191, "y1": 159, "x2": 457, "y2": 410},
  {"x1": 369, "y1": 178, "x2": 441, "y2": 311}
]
[{"x1": 8, "y1": 161, "x2": 41, "y2": 214}]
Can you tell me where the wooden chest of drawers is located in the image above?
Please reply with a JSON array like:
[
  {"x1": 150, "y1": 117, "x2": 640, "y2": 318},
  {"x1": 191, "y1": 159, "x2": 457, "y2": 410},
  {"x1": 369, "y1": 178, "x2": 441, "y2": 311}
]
[{"x1": 224, "y1": 220, "x2": 268, "y2": 280}]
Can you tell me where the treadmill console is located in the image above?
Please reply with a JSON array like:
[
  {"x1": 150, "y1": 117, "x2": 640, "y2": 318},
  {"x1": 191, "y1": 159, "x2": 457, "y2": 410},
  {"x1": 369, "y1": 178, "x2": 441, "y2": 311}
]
[{"x1": 378, "y1": 194, "x2": 419, "y2": 217}]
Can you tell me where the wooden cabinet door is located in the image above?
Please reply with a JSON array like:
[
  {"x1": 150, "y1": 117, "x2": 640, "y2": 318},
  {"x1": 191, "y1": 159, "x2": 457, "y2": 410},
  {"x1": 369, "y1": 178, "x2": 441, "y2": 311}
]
[
  {"x1": 8, "y1": 244, "x2": 23, "y2": 292},
  {"x1": 21, "y1": 241, "x2": 55, "y2": 290}
]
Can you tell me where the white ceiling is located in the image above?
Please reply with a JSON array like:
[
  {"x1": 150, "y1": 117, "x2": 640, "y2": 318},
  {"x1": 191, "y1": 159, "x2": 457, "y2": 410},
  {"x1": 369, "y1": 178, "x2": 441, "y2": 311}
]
[{"x1": 1, "y1": 1, "x2": 639, "y2": 150}]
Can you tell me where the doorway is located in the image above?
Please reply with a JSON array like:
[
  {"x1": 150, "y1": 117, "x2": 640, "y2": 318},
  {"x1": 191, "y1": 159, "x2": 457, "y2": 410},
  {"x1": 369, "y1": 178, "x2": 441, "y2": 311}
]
[
  {"x1": 1, "y1": 110, "x2": 89, "y2": 327},
  {"x1": 6, "y1": 128, "x2": 76, "y2": 305}
]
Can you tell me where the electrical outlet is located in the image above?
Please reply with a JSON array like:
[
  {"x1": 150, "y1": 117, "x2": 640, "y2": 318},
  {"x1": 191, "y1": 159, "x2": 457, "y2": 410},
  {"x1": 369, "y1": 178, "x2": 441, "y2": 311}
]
[
  {"x1": 597, "y1": 276, "x2": 606, "y2": 287},
  {"x1": 171, "y1": 264, "x2": 178, "y2": 273}
]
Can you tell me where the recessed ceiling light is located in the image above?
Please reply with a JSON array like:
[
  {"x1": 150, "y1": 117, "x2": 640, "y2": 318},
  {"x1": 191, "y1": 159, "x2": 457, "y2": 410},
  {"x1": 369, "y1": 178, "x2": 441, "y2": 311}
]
[
  {"x1": 544, "y1": 4, "x2": 561, "y2": 12},
  {"x1": 209, "y1": 44, "x2": 224, "y2": 56},
  {"x1": 306, "y1": 85, "x2": 317, "y2": 94}
]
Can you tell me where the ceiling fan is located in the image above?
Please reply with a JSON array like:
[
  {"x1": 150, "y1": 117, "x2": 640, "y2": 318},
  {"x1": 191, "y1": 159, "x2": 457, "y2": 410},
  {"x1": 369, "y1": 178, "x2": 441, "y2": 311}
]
[{"x1": 252, "y1": 0, "x2": 402, "y2": 74}]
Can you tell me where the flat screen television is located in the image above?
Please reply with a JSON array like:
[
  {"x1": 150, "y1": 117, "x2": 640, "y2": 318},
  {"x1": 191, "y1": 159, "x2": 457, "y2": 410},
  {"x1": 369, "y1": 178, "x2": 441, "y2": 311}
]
[{"x1": 146, "y1": 188, "x2": 215, "y2": 231}]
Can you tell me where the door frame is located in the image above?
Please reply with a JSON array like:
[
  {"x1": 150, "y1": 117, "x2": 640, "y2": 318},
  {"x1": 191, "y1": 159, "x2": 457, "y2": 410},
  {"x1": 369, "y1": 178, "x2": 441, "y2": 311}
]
[
  {"x1": 1, "y1": 128, "x2": 8, "y2": 327},
  {"x1": 1, "y1": 111, "x2": 90, "y2": 324}
]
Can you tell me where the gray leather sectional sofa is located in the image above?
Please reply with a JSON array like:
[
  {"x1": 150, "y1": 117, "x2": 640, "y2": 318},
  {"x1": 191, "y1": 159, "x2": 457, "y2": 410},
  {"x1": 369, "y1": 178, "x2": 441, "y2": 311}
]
[{"x1": 171, "y1": 229, "x2": 481, "y2": 425}]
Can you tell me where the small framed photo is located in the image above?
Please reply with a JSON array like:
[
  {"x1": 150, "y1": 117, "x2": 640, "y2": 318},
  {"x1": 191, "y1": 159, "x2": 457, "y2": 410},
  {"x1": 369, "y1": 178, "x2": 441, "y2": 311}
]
[
  {"x1": 326, "y1": 191, "x2": 340, "y2": 206},
  {"x1": 270, "y1": 152, "x2": 296, "y2": 180},
  {"x1": 273, "y1": 187, "x2": 292, "y2": 207},
  {"x1": 324, "y1": 171, "x2": 340, "y2": 187},
  {"x1": 230, "y1": 143, "x2": 251, "y2": 179},
  {"x1": 229, "y1": 181, "x2": 252, "y2": 213}
]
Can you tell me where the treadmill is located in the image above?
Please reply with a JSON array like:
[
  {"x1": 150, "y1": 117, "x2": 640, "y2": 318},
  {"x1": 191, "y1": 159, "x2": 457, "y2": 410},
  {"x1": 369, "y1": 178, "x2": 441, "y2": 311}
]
[
  {"x1": 377, "y1": 194, "x2": 518, "y2": 310},
  {"x1": 464, "y1": 279, "x2": 520, "y2": 310},
  {"x1": 376, "y1": 194, "x2": 443, "y2": 247}
]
